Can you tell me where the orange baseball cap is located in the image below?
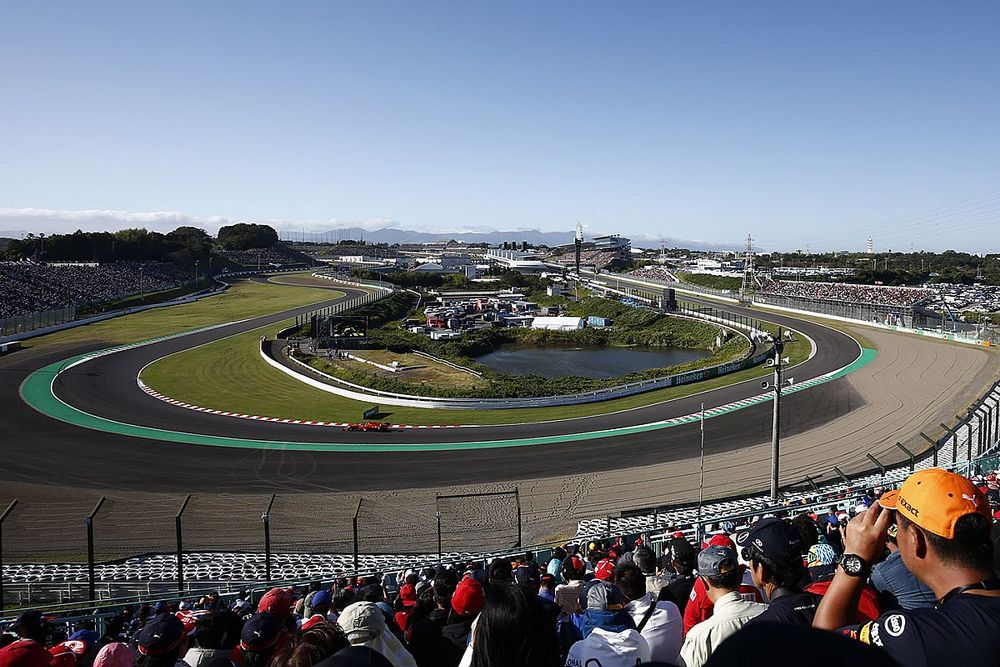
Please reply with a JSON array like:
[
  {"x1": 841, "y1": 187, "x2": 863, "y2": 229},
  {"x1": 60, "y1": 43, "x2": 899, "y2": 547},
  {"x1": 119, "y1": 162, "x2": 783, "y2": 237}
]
[{"x1": 878, "y1": 469, "x2": 990, "y2": 538}]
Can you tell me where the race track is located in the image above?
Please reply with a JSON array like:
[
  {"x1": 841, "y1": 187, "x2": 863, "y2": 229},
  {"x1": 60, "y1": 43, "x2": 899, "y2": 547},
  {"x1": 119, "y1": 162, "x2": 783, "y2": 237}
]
[{"x1": 0, "y1": 275, "x2": 994, "y2": 559}]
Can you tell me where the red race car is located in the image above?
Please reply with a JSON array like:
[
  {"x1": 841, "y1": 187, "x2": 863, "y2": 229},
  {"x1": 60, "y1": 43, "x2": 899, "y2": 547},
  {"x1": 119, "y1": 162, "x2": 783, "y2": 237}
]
[{"x1": 343, "y1": 422, "x2": 392, "y2": 432}]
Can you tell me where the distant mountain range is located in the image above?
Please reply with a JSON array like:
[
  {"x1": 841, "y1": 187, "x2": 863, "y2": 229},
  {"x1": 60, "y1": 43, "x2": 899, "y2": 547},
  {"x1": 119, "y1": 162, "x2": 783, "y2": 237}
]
[
  {"x1": 277, "y1": 227, "x2": 741, "y2": 251},
  {"x1": 1, "y1": 226, "x2": 742, "y2": 252}
]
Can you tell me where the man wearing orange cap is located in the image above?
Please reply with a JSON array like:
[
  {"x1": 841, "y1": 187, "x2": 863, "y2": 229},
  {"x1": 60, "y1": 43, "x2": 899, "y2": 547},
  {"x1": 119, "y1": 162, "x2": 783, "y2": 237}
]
[{"x1": 814, "y1": 468, "x2": 1000, "y2": 665}]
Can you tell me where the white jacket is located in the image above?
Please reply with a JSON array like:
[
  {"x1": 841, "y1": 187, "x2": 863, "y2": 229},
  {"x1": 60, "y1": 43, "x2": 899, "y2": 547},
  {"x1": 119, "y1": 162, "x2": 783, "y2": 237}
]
[
  {"x1": 566, "y1": 627, "x2": 650, "y2": 667},
  {"x1": 627, "y1": 594, "x2": 683, "y2": 664},
  {"x1": 678, "y1": 591, "x2": 767, "y2": 667}
]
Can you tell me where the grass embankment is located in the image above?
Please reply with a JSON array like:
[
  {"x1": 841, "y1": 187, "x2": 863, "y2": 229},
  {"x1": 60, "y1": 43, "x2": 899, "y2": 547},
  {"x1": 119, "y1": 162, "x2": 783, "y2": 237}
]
[
  {"x1": 676, "y1": 272, "x2": 742, "y2": 291},
  {"x1": 22, "y1": 279, "x2": 341, "y2": 351},
  {"x1": 140, "y1": 313, "x2": 811, "y2": 426}
]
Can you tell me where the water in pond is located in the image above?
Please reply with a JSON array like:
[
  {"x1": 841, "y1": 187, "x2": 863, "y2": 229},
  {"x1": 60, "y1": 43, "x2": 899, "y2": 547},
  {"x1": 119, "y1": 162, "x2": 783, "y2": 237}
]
[{"x1": 475, "y1": 345, "x2": 711, "y2": 379}]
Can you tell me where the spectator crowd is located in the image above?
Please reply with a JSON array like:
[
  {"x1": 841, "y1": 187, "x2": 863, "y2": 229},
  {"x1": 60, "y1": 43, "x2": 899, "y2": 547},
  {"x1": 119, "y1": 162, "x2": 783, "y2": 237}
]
[
  {"x1": 0, "y1": 262, "x2": 191, "y2": 319},
  {"x1": 755, "y1": 278, "x2": 935, "y2": 308},
  {"x1": 215, "y1": 249, "x2": 306, "y2": 269},
  {"x1": 3, "y1": 468, "x2": 1000, "y2": 667}
]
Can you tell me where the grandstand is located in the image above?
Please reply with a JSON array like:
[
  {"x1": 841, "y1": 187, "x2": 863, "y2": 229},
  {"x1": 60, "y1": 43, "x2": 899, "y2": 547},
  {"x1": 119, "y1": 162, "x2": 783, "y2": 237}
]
[{"x1": 0, "y1": 262, "x2": 191, "y2": 319}]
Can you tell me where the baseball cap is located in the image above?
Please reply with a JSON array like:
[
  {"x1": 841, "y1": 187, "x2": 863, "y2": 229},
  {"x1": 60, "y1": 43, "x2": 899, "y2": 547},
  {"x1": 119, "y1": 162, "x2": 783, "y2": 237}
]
[
  {"x1": 562, "y1": 555, "x2": 585, "y2": 577},
  {"x1": 734, "y1": 517, "x2": 803, "y2": 565},
  {"x1": 668, "y1": 538, "x2": 696, "y2": 568},
  {"x1": 337, "y1": 603, "x2": 386, "y2": 644},
  {"x1": 702, "y1": 533, "x2": 737, "y2": 552},
  {"x1": 47, "y1": 645, "x2": 76, "y2": 667},
  {"x1": 398, "y1": 583, "x2": 417, "y2": 607},
  {"x1": 451, "y1": 577, "x2": 485, "y2": 617},
  {"x1": 579, "y1": 580, "x2": 626, "y2": 612},
  {"x1": 136, "y1": 614, "x2": 186, "y2": 656},
  {"x1": 0, "y1": 640, "x2": 50, "y2": 667},
  {"x1": 697, "y1": 545, "x2": 738, "y2": 577},
  {"x1": 301, "y1": 614, "x2": 326, "y2": 632},
  {"x1": 878, "y1": 468, "x2": 991, "y2": 539},
  {"x1": 310, "y1": 589, "x2": 333, "y2": 609},
  {"x1": 257, "y1": 588, "x2": 293, "y2": 617},
  {"x1": 240, "y1": 613, "x2": 287, "y2": 653},
  {"x1": 594, "y1": 558, "x2": 615, "y2": 582}
]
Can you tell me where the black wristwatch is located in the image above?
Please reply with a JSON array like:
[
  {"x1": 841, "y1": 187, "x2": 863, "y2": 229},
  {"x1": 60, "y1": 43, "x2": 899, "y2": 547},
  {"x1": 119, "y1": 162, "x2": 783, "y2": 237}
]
[{"x1": 839, "y1": 553, "x2": 870, "y2": 578}]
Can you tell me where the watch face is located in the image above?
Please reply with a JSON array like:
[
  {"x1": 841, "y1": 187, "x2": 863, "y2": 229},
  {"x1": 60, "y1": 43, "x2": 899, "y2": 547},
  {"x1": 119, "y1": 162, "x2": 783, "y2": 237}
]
[{"x1": 842, "y1": 555, "x2": 863, "y2": 576}]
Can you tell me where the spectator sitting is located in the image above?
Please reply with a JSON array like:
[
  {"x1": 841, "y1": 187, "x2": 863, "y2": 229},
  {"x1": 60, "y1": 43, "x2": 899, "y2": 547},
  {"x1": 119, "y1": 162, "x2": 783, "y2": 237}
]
[
  {"x1": 92, "y1": 644, "x2": 136, "y2": 667},
  {"x1": 683, "y1": 534, "x2": 764, "y2": 634},
  {"x1": 815, "y1": 469, "x2": 1000, "y2": 665},
  {"x1": 615, "y1": 563, "x2": 683, "y2": 664},
  {"x1": 539, "y1": 573, "x2": 557, "y2": 603},
  {"x1": 183, "y1": 611, "x2": 238, "y2": 667},
  {"x1": 554, "y1": 555, "x2": 587, "y2": 617},
  {"x1": 736, "y1": 518, "x2": 824, "y2": 626},
  {"x1": 275, "y1": 623, "x2": 350, "y2": 667},
  {"x1": 632, "y1": 546, "x2": 667, "y2": 595},
  {"x1": 869, "y1": 521, "x2": 936, "y2": 610},
  {"x1": 337, "y1": 603, "x2": 416, "y2": 667},
  {"x1": 678, "y1": 545, "x2": 767, "y2": 667},
  {"x1": 660, "y1": 537, "x2": 698, "y2": 613},
  {"x1": 565, "y1": 581, "x2": 649, "y2": 667},
  {"x1": 239, "y1": 613, "x2": 291, "y2": 667},
  {"x1": 546, "y1": 547, "x2": 567, "y2": 583},
  {"x1": 439, "y1": 577, "x2": 484, "y2": 667},
  {"x1": 403, "y1": 571, "x2": 455, "y2": 667},
  {"x1": 807, "y1": 543, "x2": 840, "y2": 583},
  {"x1": 137, "y1": 613, "x2": 189, "y2": 667},
  {"x1": 459, "y1": 583, "x2": 560, "y2": 667},
  {"x1": 0, "y1": 638, "x2": 50, "y2": 667}
]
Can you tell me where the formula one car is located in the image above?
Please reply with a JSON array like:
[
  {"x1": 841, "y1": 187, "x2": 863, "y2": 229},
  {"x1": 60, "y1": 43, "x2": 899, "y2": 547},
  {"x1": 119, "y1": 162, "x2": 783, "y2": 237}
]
[{"x1": 343, "y1": 421, "x2": 392, "y2": 432}]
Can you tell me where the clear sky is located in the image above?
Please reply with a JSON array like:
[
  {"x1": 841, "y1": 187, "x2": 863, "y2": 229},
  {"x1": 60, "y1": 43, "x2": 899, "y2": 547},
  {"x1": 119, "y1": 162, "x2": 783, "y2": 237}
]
[{"x1": 2, "y1": 1, "x2": 998, "y2": 252}]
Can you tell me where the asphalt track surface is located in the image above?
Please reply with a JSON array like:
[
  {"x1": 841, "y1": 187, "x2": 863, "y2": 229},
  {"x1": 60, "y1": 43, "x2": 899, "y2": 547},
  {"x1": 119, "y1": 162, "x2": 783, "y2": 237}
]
[{"x1": 6, "y1": 277, "x2": 863, "y2": 493}]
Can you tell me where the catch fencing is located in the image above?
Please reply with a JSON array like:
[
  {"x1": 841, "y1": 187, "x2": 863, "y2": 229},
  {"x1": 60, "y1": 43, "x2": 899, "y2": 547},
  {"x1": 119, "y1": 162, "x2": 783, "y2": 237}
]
[{"x1": 2, "y1": 376, "x2": 997, "y2": 618}]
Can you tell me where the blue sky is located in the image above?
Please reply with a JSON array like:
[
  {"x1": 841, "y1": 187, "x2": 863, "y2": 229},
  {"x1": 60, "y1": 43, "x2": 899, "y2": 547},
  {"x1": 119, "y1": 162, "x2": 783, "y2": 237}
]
[{"x1": 1, "y1": 1, "x2": 998, "y2": 251}]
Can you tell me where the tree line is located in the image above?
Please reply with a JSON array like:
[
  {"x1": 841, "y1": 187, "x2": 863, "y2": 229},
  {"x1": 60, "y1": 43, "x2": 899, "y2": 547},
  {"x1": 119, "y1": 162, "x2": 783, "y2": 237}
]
[{"x1": 2, "y1": 223, "x2": 282, "y2": 261}]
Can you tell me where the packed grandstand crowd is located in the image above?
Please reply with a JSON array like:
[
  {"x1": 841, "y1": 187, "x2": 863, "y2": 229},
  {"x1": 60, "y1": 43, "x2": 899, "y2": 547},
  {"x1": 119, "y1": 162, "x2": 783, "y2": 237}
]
[
  {"x1": 754, "y1": 278, "x2": 936, "y2": 308},
  {"x1": 545, "y1": 249, "x2": 621, "y2": 270},
  {"x1": 215, "y1": 249, "x2": 307, "y2": 268},
  {"x1": 2, "y1": 468, "x2": 998, "y2": 667},
  {"x1": 0, "y1": 262, "x2": 192, "y2": 319},
  {"x1": 627, "y1": 265, "x2": 940, "y2": 308}
]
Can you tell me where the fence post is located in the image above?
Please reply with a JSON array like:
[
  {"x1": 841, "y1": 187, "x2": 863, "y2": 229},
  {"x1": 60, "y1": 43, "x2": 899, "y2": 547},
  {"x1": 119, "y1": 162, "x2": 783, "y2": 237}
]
[
  {"x1": 833, "y1": 467, "x2": 850, "y2": 484},
  {"x1": 895, "y1": 442, "x2": 916, "y2": 471},
  {"x1": 515, "y1": 488, "x2": 522, "y2": 549},
  {"x1": 86, "y1": 496, "x2": 106, "y2": 602},
  {"x1": 918, "y1": 433, "x2": 938, "y2": 467},
  {"x1": 436, "y1": 511, "x2": 442, "y2": 564},
  {"x1": 0, "y1": 500, "x2": 17, "y2": 612},
  {"x1": 353, "y1": 498, "x2": 362, "y2": 573},
  {"x1": 866, "y1": 453, "x2": 886, "y2": 477},
  {"x1": 176, "y1": 495, "x2": 191, "y2": 594},
  {"x1": 262, "y1": 494, "x2": 275, "y2": 584},
  {"x1": 606, "y1": 516, "x2": 612, "y2": 537},
  {"x1": 941, "y1": 423, "x2": 959, "y2": 464}
]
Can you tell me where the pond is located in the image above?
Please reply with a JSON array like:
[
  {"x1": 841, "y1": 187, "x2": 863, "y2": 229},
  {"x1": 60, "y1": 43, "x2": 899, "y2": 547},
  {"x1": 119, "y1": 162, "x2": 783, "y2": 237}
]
[{"x1": 474, "y1": 344, "x2": 712, "y2": 379}]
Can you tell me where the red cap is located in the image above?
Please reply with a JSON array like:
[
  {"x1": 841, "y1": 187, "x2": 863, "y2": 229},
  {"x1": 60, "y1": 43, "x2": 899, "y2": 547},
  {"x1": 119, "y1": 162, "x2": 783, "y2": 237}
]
[
  {"x1": 258, "y1": 588, "x2": 293, "y2": 617},
  {"x1": 451, "y1": 577, "x2": 485, "y2": 617},
  {"x1": 703, "y1": 534, "x2": 736, "y2": 552},
  {"x1": 300, "y1": 614, "x2": 325, "y2": 632},
  {"x1": 47, "y1": 646, "x2": 76, "y2": 667},
  {"x1": 594, "y1": 558, "x2": 615, "y2": 582},
  {"x1": 0, "y1": 640, "x2": 51, "y2": 667},
  {"x1": 399, "y1": 583, "x2": 417, "y2": 607}
]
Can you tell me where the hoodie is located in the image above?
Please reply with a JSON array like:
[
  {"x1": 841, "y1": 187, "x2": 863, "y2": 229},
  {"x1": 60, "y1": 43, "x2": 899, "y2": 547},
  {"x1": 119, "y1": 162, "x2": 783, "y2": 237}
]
[
  {"x1": 579, "y1": 608, "x2": 636, "y2": 639},
  {"x1": 566, "y1": 627, "x2": 650, "y2": 667}
]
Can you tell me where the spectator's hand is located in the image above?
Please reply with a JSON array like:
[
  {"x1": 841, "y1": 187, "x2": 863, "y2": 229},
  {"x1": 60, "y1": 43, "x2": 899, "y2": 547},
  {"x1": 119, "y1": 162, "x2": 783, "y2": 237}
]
[{"x1": 842, "y1": 504, "x2": 892, "y2": 563}]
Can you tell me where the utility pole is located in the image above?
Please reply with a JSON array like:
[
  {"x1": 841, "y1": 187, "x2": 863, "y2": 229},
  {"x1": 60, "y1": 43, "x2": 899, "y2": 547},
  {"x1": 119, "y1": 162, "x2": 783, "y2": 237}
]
[
  {"x1": 739, "y1": 233, "x2": 754, "y2": 303},
  {"x1": 762, "y1": 330, "x2": 793, "y2": 500}
]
